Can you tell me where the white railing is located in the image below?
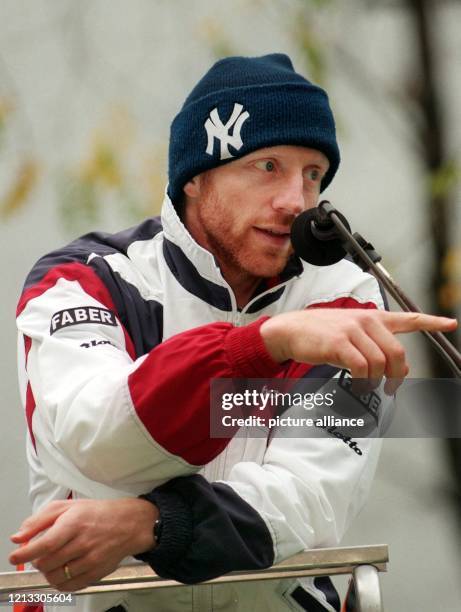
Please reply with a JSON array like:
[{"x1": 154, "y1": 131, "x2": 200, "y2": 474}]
[{"x1": 0, "y1": 544, "x2": 388, "y2": 611}]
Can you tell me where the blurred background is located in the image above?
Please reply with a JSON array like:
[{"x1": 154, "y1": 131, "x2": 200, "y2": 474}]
[{"x1": 1, "y1": 0, "x2": 460, "y2": 609}]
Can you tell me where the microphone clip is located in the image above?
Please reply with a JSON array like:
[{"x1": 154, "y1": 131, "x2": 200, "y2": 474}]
[{"x1": 317, "y1": 201, "x2": 381, "y2": 272}]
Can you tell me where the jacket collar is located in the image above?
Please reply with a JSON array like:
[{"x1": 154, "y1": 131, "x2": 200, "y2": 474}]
[
  {"x1": 160, "y1": 191, "x2": 303, "y2": 310},
  {"x1": 161, "y1": 191, "x2": 228, "y2": 287}
]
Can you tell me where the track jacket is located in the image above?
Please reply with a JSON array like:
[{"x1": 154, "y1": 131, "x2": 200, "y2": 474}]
[{"x1": 16, "y1": 193, "x2": 385, "y2": 612}]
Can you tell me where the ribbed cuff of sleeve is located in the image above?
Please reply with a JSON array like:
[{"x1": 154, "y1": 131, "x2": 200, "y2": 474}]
[
  {"x1": 135, "y1": 488, "x2": 193, "y2": 570},
  {"x1": 225, "y1": 316, "x2": 287, "y2": 378}
]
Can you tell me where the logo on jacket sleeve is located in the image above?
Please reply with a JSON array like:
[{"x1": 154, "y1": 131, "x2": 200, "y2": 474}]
[
  {"x1": 50, "y1": 307, "x2": 117, "y2": 335},
  {"x1": 205, "y1": 103, "x2": 250, "y2": 160}
]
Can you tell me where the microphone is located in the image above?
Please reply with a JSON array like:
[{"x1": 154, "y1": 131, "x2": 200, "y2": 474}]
[{"x1": 290, "y1": 205, "x2": 351, "y2": 266}]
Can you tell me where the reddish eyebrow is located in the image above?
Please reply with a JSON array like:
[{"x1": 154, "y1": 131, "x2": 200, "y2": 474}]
[{"x1": 304, "y1": 162, "x2": 328, "y2": 171}]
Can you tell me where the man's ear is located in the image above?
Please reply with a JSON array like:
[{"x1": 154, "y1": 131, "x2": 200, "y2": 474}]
[{"x1": 183, "y1": 175, "x2": 201, "y2": 199}]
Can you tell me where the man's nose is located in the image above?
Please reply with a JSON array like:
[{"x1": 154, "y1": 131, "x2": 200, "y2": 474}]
[{"x1": 270, "y1": 174, "x2": 305, "y2": 216}]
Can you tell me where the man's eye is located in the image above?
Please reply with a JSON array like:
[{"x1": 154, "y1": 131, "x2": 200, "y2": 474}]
[
  {"x1": 305, "y1": 168, "x2": 321, "y2": 181},
  {"x1": 255, "y1": 160, "x2": 275, "y2": 172}
]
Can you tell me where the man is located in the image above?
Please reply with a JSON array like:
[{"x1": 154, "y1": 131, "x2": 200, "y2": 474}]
[{"x1": 11, "y1": 54, "x2": 456, "y2": 611}]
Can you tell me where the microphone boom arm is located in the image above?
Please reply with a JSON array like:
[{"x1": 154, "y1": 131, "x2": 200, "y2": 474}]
[{"x1": 318, "y1": 201, "x2": 461, "y2": 378}]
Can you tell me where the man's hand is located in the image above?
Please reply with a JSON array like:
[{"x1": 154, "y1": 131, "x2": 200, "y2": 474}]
[
  {"x1": 261, "y1": 309, "x2": 457, "y2": 393},
  {"x1": 9, "y1": 498, "x2": 158, "y2": 592}
]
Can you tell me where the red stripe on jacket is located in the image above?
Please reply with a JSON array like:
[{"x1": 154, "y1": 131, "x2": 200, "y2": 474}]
[{"x1": 22, "y1": 336, "x2": 37, "y2": 453}]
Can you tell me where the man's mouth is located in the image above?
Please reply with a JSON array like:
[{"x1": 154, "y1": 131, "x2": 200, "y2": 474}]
[{"x1": 253, "y1": 226, "x2": 291, "y2": 244}]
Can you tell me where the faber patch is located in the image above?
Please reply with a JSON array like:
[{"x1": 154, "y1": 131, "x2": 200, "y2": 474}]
[{"x1": 50, "y1": 307, "x2": 117, "y2": 335}]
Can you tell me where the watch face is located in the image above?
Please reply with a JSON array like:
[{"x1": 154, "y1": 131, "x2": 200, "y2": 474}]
[{"x1": 154, "y1": 518, "x2": 163, "y2": 543}]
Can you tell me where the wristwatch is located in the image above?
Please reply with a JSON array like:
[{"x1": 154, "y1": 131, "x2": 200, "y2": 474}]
[{"x1": 153, "y1": 516, "x2": 163, "y2": 545}]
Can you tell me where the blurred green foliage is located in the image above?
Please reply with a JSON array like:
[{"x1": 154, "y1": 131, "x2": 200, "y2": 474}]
[{"x1": 429, "y1": 158, "x2": 461, "y2": 200}]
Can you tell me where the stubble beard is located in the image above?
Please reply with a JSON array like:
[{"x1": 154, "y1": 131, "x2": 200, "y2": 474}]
[
  {"x1": 197, "y1": 203, "x2": 291, "y2": 281},
  {"x1": 196, "y1": 193, "x2": 249, "y2": 278}
]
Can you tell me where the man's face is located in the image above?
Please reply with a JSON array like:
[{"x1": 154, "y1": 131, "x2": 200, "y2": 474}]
[{"x1": 184, "y1": 145, "x2": 330, "y2": 281}]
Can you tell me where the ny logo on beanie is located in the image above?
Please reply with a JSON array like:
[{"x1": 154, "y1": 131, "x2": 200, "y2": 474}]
[{"x1": 204, "y1": 103, "x2": 250, "y2": 160}]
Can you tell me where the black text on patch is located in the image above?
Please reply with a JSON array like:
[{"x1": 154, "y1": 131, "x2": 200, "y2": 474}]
[{"x1": 50, "y1": 307, "x2": 117, "y2": 335}]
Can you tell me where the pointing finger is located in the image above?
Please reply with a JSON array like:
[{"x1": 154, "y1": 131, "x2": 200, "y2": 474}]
[{"x1": 382, "y1": 312, "x2": 457, "y2": 334}]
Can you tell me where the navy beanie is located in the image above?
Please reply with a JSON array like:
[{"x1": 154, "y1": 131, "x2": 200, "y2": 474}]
[{"x1": 168, "y1": 53, "x2": 340, "y2": 205}]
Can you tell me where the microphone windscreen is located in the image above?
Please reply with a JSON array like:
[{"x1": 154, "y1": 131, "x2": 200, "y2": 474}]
[{"x1": 291, "y1": 208, "x2": 347, "y2": 266}]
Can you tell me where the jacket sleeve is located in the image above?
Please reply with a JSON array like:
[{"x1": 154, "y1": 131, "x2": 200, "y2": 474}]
[
  {"x1": 136, "y1": 375, "x2": 384, "y2": 583},
  {"x1": 16, "y1": 261, "x2": 284, "y2": 496}
]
